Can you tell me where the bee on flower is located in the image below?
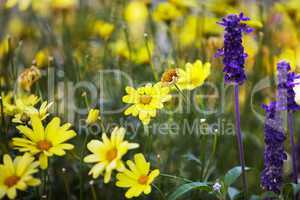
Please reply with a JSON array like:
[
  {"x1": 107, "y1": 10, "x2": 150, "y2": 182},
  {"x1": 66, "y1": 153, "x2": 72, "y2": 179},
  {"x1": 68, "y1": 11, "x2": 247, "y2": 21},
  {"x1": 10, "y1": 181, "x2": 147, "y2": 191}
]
[
  {"x1": 0, "y1": 153, "x2": 41, "y2": 199},
  {"x1": 122, "y1": 83, "x2": 172, "y2": 125},
  {"x1": 84, "y1": 127, "x2": 139, "y2": 183},
  {"x1": 12, "y1": 115, "x2": 77, "y2": 169},
  {"x1": 18, "y1": 65, "x2": 41, "y2": 92},
  {"x1": 116, "y1": 153, "x2": 160, "y2": 199}
]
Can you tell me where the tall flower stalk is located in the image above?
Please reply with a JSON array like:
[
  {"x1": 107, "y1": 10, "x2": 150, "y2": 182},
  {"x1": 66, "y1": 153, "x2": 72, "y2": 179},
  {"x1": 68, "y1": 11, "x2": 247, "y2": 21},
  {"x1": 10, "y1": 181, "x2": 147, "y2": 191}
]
[
  {"x1": 277, "y1": 61, "x2": 300, "y2": 184},
  {"x1": 216, "y1": 13, "x2": 253, "y2": 194}
]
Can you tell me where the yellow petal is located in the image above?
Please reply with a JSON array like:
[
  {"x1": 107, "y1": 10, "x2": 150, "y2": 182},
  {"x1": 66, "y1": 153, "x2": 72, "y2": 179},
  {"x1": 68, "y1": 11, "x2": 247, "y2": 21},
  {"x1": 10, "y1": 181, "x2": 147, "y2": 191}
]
[{"x1": 31, "y1": 115, "x2": 45, "y2": 141}]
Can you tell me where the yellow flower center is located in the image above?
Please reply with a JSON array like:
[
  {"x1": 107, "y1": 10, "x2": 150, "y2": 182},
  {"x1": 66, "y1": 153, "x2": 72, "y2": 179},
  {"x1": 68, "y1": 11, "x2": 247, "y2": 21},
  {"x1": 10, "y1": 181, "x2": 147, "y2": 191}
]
[
  {"x1": 4, "y1": 175, "x2": 20, "y2": 188},
  {"x1": 139, "y1": 95, "x2": 152, "y2": 105},
  {"x1": 161, "y1": 68, "x2": 178, "y2": 84},
  {"x1": 138, "y1": 175, "x2": 149, "y2": 185},
  {"x1": 37, "y1": 140, "x2": 52, "y2": 151},
  {"x1": 106, "y1": 148, "x2": 118, "y2": 162}
]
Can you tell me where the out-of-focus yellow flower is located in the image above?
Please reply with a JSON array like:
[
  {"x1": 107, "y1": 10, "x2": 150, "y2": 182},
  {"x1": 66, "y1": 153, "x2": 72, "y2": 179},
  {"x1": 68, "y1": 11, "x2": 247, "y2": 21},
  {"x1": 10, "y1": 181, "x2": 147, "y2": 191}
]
[
  {"x1": 0, "y1": 153, "x2": 40, "y2": 199},
  {"x1": 177, "y1": 60, "x2": 210, "y2": 90},
  {"x1": 1, "y1": 92, "x2": 15, "y2": 116},
  {"x1": 275, "y1": 0, "x2": 300, "y2": 23},
  {"x1": 12, "y1": 101, "x2": 53, "y2": 124},
  {"x1": 168, "y1": 0, "x2": 197, "y2": 8},
  {"x1": 153, "y1": 2, "x2": 182, "y2": 23},
  {"x1": 243, "y1": 19, "x2": 263, "y2": 29},
  {"x1": 18, "y1": 66, "x2": 41, "y2": 92},
  {"x1": 12, "y1": 115, "x2": 77, "y2": 169},
  {"x1": 34, "y1": 49, "x2": 51, "y2": 68},
  {"x1": 84, "y1": 127, "x2": 139, "y2": 183},
  {"x1": 178, "y1": 16, "x2": 221, "y2": 47},
  {"x1": 51, "y1": 0, "x2": 78, "y2": 11},
  {"x1": 0, "y1": 39, "x2": 9, "y2": 59},
  {"x1": 133, "y1": 41, "x2": 153, "y2": 65},
  {"x1": 86, "y1": 108, "x2": 100, "y2": 125},
  {"x1": 122, "y1": 83, "x2": 171, "y2": 125},
  {"x1": 5, "y1": 0, "x2": 32, "y2": 11},
  {"x1": 7, "y1": 17, "x2": 25, "y2": 38},
  {"x1": 124, "y1": 1, "x2": 148, "y2": 40},
  {"x1": 125, "y1": 1, "x2": 148, "y2": 24},
  {"x1": 116, "y1": 153, "x2": 160, "y2": 199},
  {"x1": 93, "y1": 20, "x2": 114, "y2": 40},
  {"x1": 274, "y1": 48, "x2": 300, "y2": 72},
  {"x1": 113, "y1": 40, "x2": 130, "y2": 60}
]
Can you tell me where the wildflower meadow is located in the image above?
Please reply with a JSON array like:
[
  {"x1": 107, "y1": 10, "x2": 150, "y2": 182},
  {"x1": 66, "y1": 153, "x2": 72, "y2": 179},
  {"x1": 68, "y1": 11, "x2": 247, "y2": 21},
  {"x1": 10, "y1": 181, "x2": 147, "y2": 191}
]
[{"x1": 1, "y1": 0, "x2": 300, "y2": 199}]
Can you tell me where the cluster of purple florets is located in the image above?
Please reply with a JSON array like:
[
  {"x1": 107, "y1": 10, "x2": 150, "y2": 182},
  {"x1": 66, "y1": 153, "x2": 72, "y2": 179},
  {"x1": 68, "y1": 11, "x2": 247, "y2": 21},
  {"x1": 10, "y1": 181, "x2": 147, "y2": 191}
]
[
  {"x1": 216, "y1": 13, "x2": 253, "y2": 84},
  {"x1": 276, "y1": 61, "x2": 300, "y2": 112},
  {"x1": 261, "y1": 102, "x2": 287, "y2": 194}
]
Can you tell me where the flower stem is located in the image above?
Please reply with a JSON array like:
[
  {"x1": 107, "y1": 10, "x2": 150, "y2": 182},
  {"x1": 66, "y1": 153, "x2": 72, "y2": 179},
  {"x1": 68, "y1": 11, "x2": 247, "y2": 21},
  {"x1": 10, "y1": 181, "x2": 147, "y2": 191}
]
[
  {"x1": 234, "y1": 84, "x2": 247, "y2": 195},
  {"x1": 287, "y1": 111, "x2": 298, "y2": 184},
  {"x1": 174, "y1": 83, "x2": 188, "y2": 104},
  {"x1": 79, "y1": 132, "x2": 89, "y2": 200},
  {"x1": 152, "y1": 184, "x2": 167, "y2": 200},
  {"x1": 144, "y1": 33, "x2": 158, "y2": 81}
]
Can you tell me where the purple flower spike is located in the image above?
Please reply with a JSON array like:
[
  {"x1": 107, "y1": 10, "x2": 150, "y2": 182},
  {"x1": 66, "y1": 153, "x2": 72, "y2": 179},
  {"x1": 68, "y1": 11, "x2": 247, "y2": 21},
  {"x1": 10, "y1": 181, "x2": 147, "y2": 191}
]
[
  {"x1": 261, "y1": 102, "x2": 287, "y2": 194},
  {"x1": 216, "y1": 13, "x2": 253, "y2": 84},
  {"x1": 276, "y1": 61, "x2": 300, "y2": 112}
]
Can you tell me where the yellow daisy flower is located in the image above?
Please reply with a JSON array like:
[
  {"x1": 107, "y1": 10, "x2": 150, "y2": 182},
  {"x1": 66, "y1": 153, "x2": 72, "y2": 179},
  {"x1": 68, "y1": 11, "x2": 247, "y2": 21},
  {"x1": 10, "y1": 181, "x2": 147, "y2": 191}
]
[
  {"x1": 86, "y1": 108, "x2": 100, "y2": 125},
  {"x1": 0, "y1": 153, "x2": 40, "y2": 199},
  {"x1": 177, "y1": 60, "x2": 211, "y2": 90},
  {"x1": 116, "y1": 153, "x2": 160, "y2": 199},
  {"x1": 84, "y1": 127, "x2": 139, "y2": 183},
  {"x1": 12, "y1": 101, "x2": 53, "y2": 124},
  {"x1": 1, "y1": 92, "x2": 15, "y2": 116},
  {"x1": 122, "y1": 83, "x2": 172, "y2": 125},
  {"x1": 12, "y1": 115, "x2": 77, "y2": 169}
]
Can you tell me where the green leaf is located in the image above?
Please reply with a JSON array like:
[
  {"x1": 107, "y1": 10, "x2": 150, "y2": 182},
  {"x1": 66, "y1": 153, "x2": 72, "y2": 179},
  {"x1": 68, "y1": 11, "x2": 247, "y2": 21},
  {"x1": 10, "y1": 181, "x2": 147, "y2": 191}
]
[
  {"x1": 249, "y1": 195, "x2": 261, "y2": 200},
  {"x1": 228, "y1": 187, "x2": 241, "y2": 200},
  {"x1": 224, "y1": 166, "x2": 250, "y2": 186},
  {"x1": 283, "y1": 183, "x2": 300, "y2": 198},
  {"x1": 167, "y1": 182, "x2": 211, "y2": 200},
  {"x1": 260, "y1": 191, "x2": 278, "y2": 199}
]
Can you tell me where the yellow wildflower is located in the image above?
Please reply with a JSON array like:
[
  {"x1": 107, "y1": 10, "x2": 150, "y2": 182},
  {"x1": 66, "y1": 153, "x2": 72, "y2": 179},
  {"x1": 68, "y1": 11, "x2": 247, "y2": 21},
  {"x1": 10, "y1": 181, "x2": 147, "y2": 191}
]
[
  {"x1": 1, "y1": 92, "x2": 15, "y2": 116},
  {"x1": 5, "y1": 0, "x2": 32, "y2": 11},
  {"x1": 84, "y1": 127, "x2": 139, "y2": 183},
  {"x1": 122, "y1": 83, "x2": 172, "y2": 125},
  {"x1": 86, "y1": 108, "x2": 100, "y2": 125},
  {"x1": 93, "y1": 20, "x2": 115, "y2": 40},
  {"x1": 18, "y1": 66, "x2": 41, "y2": 92},
  {"x1": 116, "y1": 153, "x2": 160, "y2": 199},
  {"x1": 12, "y1": 115, "x2": 77, "y2": 169},
  {"x1": 177, "y1": 60, "x2": 211, "y2": 90},
  {"x1": 0, "y1": 153, "x2": 40, "y2": 199},
  {"x1": 12, "y1": 101, "x2": 53, "y2": 124},
  {"x1": 153, "y1": 2, "x2": 182, "y2": 23}
]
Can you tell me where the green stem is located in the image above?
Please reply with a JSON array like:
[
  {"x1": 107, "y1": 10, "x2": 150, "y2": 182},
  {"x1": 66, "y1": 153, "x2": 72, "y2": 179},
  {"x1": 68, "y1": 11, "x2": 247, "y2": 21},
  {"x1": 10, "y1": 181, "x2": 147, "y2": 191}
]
[
  {"x1": 152, "y1": 184, "x2": 167, "y2": 200},
  {"x1": 174, "y1": 83, "x2": 188, "y2": 104},
  {"x1": 160, "y1": 173, "x2": 193, "y2": 183},
  {"x1": 79, "y1": 132, "x2": 89, "y2": 200},
  {"x1": 90, "y1": 183, "x2": 97, "y2": 200},
  {"x1": 144, "y1": 34, "x2": 158, "y2": 81}
]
